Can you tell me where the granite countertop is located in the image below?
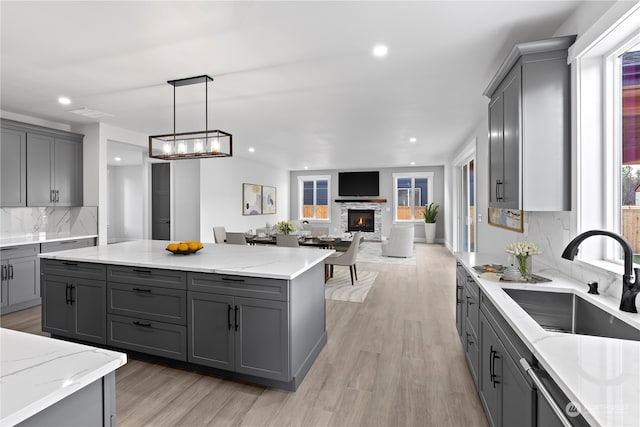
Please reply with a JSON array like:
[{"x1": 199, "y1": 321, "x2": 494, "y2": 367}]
[
  {"x1": 0, "y1": 233, "x2": 98, "y2": 249},
  {"x1": 0, "y1": 328, "x2": 126, "y2": 426},
  {"x1": 456, "y1": 252, "x2": 640, "y2": 427},
  {"x1": 38, "y1": 240, "x2": 335, "y2": 280}
]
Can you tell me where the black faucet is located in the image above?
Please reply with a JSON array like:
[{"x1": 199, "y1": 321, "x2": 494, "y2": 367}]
[{"x1": 561, "y1": 230, "x2": 640, "y2": 313}]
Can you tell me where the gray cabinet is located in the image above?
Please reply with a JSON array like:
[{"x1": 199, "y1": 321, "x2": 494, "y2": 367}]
[
  {"x1": 0, "y1": 127, "x2": 27, "y2": 207},
  {"x1": 187, "y1": 273, "x2": 290, "y2": 382},
  {"x1": 27, "y1": 133, "x2": 83, "y2": 206},
  {"x1": 41, "y1": 260, "x2": 106, "y2": 345},
  {"x1": 0, "y1": 244, "x2": 40, "y2": 314},
  {"x1": 485, "y1": 35, "x2": 574, "y2": 211},
  {"x1": 455, "y1": 263, "x2": 465, "y2": 338}
]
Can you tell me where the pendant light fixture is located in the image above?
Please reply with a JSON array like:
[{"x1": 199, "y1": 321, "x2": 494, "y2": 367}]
[{"x1": 149, "y1": 75, "x2": 232, "y2": 160}]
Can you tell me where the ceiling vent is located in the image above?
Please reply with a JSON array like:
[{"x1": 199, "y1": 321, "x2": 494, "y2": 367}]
[{"x1": 67, "y1": 107, "x2": 113, "y2": 119}]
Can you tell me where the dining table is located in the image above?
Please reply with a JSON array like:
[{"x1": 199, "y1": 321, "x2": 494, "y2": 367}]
[{"x1": 245, "y1": 235, "x2": 349, "y2": 251}]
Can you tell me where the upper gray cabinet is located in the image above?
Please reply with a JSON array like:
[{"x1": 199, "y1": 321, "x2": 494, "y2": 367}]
[
  {"x1": 0, "y1": 127, "x2": 27, "y2": 207},
  {"x1": 484, "y1": 35, "x2": 575, "y2": 211},
  {"x1": 1, "y1": 119, "x2": 83, "y2": 207}
]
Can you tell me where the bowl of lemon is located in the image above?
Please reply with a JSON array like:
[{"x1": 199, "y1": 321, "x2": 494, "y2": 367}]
[{"x1": 166, "y1": 241, "x2": 203, "y2": 255}]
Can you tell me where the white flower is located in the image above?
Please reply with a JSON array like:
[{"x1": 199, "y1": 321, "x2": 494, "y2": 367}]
[{"x1": 505, "y1": 241, "x2": 542, "y2": 257}]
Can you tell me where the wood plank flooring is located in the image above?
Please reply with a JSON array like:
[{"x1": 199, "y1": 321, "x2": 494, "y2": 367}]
[{"x1": 1, "y1": 244, "x2": 488, "y2": 426}]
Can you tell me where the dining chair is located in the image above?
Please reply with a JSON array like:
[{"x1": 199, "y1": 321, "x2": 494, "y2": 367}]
[
  {"x1": 325, "y1": 231, "x2": 362, "y2": 285},
  {"x1": 213, "y1": 226, "x2": 227, "y2": 244},
  {"x1": 225, "y1": 232, "x2": 247, "y2": 245},
  {"x1": 276, "y1": 234, "x2": 300, "y2": 247}
]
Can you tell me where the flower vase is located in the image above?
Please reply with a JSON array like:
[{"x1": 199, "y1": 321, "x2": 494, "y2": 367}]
[{"x1": 516, "y1": 255, "x2": 532, "y2": 281}]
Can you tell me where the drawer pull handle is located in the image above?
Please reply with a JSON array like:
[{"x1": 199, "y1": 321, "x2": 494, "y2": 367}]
[
  {"x1": 133, "y1": 321, "x2": 152, "y2": 328},
  {"x1": 223, "y1": 277, "x2": 245, "y2": 283},
  {"x1": 520, "y1": 358, "x2": 573, "y2": 427},
  {"x1": 227, "y1": 305, "x2": 232, "y2": 330},
  {"x1": 62, "y1": 261, "x2": 79, "y2": 266},
  {"x1": 132, "y1": 268, "x2": 152, "y2": 274},
  {"x1": 60, "y1": 240, "x2": 77, "y2": 244},
  {"x1": 132, "y1": 288, "x2": 152, "y2": 293},
  {"x1": 234, "y1": 306, "x2": 239, "y2": 331}
]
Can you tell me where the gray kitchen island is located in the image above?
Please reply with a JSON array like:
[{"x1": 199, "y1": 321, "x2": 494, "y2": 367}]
[{"x1": 39, "y1": 240, "x2": 333, "y2": 391}]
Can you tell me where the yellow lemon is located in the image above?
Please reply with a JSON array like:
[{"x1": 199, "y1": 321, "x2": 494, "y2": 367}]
[
  {"x1": 188, "y1": 242, "x2": 200, "y2": 251},
  {"x1": 178, "y1": 243, "x2": 189, "y2": 252},
  {"x1": 167, "y1": 243, "x2": 179, "y2": 251}
]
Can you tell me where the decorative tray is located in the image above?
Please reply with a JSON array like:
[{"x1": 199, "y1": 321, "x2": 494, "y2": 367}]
[
  {"x1": 472, "y1": 264, "x2": 551, "y2": 284},
  {"x1": 166, "y1": 247, "x2": 202, "y2": 255}
]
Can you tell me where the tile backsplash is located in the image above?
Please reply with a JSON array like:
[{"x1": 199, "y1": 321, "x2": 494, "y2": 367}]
[{"x1": 0, "y1": 206, "x2": 97, "y2": 237}]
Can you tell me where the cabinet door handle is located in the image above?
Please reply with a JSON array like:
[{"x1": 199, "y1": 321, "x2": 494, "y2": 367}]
[
  {"x1": 234, "y1": 306, "x2": 239, "y2": 331},
  {"x1": 50, "y1": 189, "x2": 54, "y2": 202},
  {"x1": 56, "y1": 189, "x2": 60, "y2": 202},
  {"x1": 8, "y1": 264, "x2": 13, "y2": 280},
  {"x1": 223, "y1": 277, "x2": 245, "y2": 283},
  {"x1": 65, "y1": 284, "x2": 71, "y2": 305},
  {"x1": 1, "y1": 265, "x2": 6, "y2": 281},
  {"x1": 62, "y1": 261, "x2": 79, "y2": 266},
  {"x1": 132, "y1": 288, "x2": 152, "y2": 293},
  {"x1": 489, "y1": 345, "x2": 495, "y2": 379},
  {"x1": 491, "y1": 349, "x2": 501, "y2": 387},
  {"x1": 69, "y1": 284, "x2": 75, "y2": 304},
  {"x1": 466, "y1": 296, "x2": 475, "y2": 305},
  {"x1": 227, "y1": 304, "x2": 232, "y2": 330},
  {"x1": 520, "y1": 358, "x2": 573, "y2": 427},
  {"x1": 133, "y1": 321, "x2": 152, "y2": 328},
  {"x1": 132, "y1": 268, "x2": 152, "y2": 274}
]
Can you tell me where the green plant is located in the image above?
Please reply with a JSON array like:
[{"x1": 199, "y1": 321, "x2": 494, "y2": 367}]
[
  {"x1": 423, "y1": 203, "x2": 439, "y2": 223},
  {"x1": 277, "y1": 220, "x2": 295, "y2": 235}
]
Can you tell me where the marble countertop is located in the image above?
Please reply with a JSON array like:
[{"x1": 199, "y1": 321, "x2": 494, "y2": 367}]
[
  {"x1": 0, "y1": 328, "x2": 126, "y2": 426},
  {"x1": 38, "y1": 240, "x2": 335, "y2": 280},
  {"x1": 0, "y1": 233, "x2": 98, "y2": 249},
  {"x1": 456, "y1": 252, "x2": 640, "y2": 427}
]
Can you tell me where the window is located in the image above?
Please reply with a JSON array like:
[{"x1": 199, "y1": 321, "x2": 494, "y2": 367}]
[
  {"x1": 392, "y1": 172, "x2": 433, "y2": 222},
  {"x1": 619, "y1": 48, "x2": 640, "y2": 261},
  {"x1": 298, "y1": 176, "x2": 330, "y2": 220}
]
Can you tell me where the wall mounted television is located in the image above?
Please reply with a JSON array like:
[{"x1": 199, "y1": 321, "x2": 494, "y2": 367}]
[{"x1": 338, "y1": 171, "x2": 380, "y2": 196}]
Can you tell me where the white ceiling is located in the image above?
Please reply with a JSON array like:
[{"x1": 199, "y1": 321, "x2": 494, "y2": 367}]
[{"x1": 1, "y1": 1, "x2": 595, "y2": 171}]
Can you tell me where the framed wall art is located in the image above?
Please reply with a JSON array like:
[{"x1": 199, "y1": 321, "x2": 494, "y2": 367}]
[
  {"x1": 262, "y1": 185, "x2": 276, "y2": 214},
  {"x1": 488, "y1": 207, "x2": 524, "y2": 233},
  {"x1": 243, "y1": 183, "x2": 262, "y2": 215}
]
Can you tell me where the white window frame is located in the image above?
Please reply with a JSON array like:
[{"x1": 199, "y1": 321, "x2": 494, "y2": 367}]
[
  {"x1": 392, "y1": 172, "x2": 434, "y2": 223},
  {"x1": 297, "y1": 175, "x2": 331, "y2": 221}
]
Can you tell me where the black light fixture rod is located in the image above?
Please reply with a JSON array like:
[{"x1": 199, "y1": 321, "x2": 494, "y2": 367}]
[
  {"x1": 206, "y1": 77, "x2": 208, "y2": 131},
  {"x1": 173, "y1": 83, "x2": 176, "y2": 145}
]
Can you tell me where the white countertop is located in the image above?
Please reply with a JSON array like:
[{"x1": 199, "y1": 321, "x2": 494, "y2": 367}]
[
  {"x1": 0, "y1": 329, "x2": 126, "y2": 426},
  {"x1": 456, "y1": 252, "x2": 640, "y2": 427},
  {"x1": 0, "y1": 233, "x2": 97, "y2": 249},
  {"x1": 38, "y1": 240, "x2": 334, "y2": 280}
]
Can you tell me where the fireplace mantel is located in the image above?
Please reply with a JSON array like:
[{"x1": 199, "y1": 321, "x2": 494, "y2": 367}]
[{"x1": 334, "y1": 199, "x2": 387, "y2": 203}]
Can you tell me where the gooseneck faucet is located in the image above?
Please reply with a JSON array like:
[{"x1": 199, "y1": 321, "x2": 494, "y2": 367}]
[{"x1": 561, "y1": 230, "x2": 640, "y2": 313}]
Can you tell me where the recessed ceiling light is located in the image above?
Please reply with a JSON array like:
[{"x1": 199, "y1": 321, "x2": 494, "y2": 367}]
[
  {"x1": 373, "y1": 44, "x2": 388, "y2": 57},
  {"x1": 410, "y1": 162, "x2": 416, "y2": 166},
  {"x1": 409, "y1": 137, "x2": 417, "y2": 143},
  {"x1": 304, "y1": 166, "x2": 309, "y2": 170},
  {"x1": 248, "y1": 147, "x2": 255, "y2": 153},
  {"x1": 114, "y1": 157, "x2": 121, "y2": 162},
  {"x1": 58, "y1": 97, "x2": 71, "y2": 105}
]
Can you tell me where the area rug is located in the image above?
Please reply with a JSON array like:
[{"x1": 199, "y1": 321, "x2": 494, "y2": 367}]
[
  {"x1": 325, "y1": 268, "x2": 378, "y2": 303},
  {"x1": 356, "y1": 241, "x2": 416, "y2": 265}
]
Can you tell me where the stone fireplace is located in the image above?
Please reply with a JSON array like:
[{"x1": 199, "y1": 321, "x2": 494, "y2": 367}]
[
  {"x1": 348, "y1": 209, "x2": 375, "y2": 233},
  {"x1": 337, "y1": 200, "x2": 385, "y2": 241}
]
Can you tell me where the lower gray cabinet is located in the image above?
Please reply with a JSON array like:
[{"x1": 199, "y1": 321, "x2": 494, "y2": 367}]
[
  {"x1": 41, "y1": 275, "x2": 107, "y2": 345},
  {"x1": 188, "y1": 290, "x2": 289, "y2": 382},
  {"x1": 1, "y1": 244, "x2": 40, "y2": 314}
]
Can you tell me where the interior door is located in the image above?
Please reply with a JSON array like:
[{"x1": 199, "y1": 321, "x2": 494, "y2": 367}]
[
  {"x1": 459, "y1": 159, "x2": 476, "y2": 252},
  {"x1": 152, "y1": 163, "x2": 170, "y2": 240}
]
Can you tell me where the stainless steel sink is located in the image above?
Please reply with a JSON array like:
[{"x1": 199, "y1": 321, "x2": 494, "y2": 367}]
[{"x1": 503, "y1": 288, "x2": 640, "y2": 341}]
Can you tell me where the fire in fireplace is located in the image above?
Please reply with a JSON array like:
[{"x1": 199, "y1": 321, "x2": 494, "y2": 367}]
[{"x1": 348, "y1": 209, "x2": 375, "y2": 232}]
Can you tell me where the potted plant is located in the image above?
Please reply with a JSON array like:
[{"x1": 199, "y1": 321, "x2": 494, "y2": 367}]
[
  {"x1": 276, "y1": 220, "x2": 295, "y2": 235},
  {"x1": 423, "y1": 203, "x2": 439, "y2": 244}
]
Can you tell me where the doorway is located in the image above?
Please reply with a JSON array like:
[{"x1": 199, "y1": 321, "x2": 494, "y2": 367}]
[
  {"x1": 460, "y1": 159, "x2": 476, "y2": 252},
  {"x1": 152, "y1": 163, "x2": 171, "y2": 240}
]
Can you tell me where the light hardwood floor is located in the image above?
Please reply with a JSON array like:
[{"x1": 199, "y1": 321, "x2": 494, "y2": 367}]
[{"x1": 1, "y1": 244, "x2": 488, "y2": 427}]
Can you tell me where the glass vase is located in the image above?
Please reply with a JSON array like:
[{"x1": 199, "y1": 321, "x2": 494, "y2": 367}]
[{"x1": 516, "y1": 255, "x2": 532, "y2": 281}]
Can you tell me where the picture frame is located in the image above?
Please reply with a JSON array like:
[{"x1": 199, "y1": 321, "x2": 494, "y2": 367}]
[
  {"x1": 261, "y1": 185, "x2": 276, "y2": 214},
  {"x1": 243, "y1": 183, "x2": 262, "y2": 215},
  {"x1": 488, "y1": 207, "x2": 524, "y2": 233}
]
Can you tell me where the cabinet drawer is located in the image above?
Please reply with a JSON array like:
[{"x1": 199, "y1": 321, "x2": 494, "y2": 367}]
[
  {"x1": 107, "y1": 265, "x2": 186, "y2": 290},
  {"x1": 107, "y1": 282, "x2": 186, "y2": 325},
  {"x1": 41, "y1": 259, "x2": 106, "y2": 281},
  {"x1": 107, "y1": 314, "x2": 186, "y2": 361},
  {"x1": 465, "y1": 287, "x2": 480, "y2": 337},
  {"x1": 188, "y1": 272, "x2": 288, "y2": 301},
  {"x1": 41, "y1": 238, "x2": 95, "y2": 253},
  {"x1": 464, "y1": 324, "x2": 480, "y2": 387},
  {"x1": 1, "y1": 244, "x2": 39, "y2": 260}
]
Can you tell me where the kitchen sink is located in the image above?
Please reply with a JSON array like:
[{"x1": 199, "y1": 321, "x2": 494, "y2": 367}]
[{"x1": 503, "y1": 288, "x2": 640, "y2": 342}]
